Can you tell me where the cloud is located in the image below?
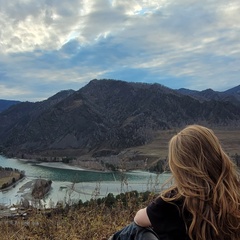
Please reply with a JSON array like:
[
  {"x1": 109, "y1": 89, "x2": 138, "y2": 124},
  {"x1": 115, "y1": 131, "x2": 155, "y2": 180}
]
[
  {"x1": 0, "y1": 0, "x2": 90, "y2": 53},
  {"x1": 0, "y1": 83, "x2": 32, "y2": 100},
  {"x1": 0, "y1": 0, "x2": 239, "y2": 101}
]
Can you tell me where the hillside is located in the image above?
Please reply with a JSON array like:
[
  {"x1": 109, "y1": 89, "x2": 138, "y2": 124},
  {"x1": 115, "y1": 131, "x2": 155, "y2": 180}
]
[
  {"x1": 0, "y1": 79, "x2": 240, "y2": 169},
  {"x1": 0, "y1": 190, "x2": 152, "y2": 240},
  {"x1": 178, "y1": 85, "x2": 240, "y2": 105},
  {"x1": 0, "y1": 99, "x2": 20, "y2": 112}
]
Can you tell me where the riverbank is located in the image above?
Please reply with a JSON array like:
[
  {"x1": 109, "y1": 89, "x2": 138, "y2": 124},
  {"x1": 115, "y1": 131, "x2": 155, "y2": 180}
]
[
  {"x1": 17, "y1": 156, "x2": 149, "y2": 173},
  {"x1": 0, "y1": 176, "x2": 26, "y2": 192},
  {"x1": 0, "y1": 167, "x2": 25, "y2": 191},
  {"x1": 4, "y1": 145, "x2": 161, "y2": 172},
  {"x1": 14, "y1": 157, "x2": 112, "y2": 173},
  {"x1": 0, "y1": 155, "x2": 171, "y2": 209},
  {"x1": 34, "y1": 161, "x2": 108, "y2": 173}
]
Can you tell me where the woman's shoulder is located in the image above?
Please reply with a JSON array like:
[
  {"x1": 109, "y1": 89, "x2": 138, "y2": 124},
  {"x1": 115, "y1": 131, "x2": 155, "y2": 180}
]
[
  {"x1": 160, "y1": 188, "x2": 184, "y2": 203},
  {"x1": 146, "y1": 192, "x2": 189, "y2": 239},
  {"x1": 147, "y1": 195, "x2": 184, "y2": 215}
]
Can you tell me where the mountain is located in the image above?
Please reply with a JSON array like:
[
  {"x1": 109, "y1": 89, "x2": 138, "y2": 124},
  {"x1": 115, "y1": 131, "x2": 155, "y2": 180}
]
[
  {"x1": 178, "y1": 85, "x2": 240, "y2": 105},
  {"x1": 0, "y1": 99, "x2": 21, "y2": 112},
  {"x1": 0, "y1": 80, "x2": 240, "y2": 160},
  {"x1": 224, "y1": 85, "x2": 240, "y2": 95}
]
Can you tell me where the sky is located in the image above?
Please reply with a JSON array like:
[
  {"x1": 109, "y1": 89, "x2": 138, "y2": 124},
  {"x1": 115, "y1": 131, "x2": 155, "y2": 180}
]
[{"x1": 0, "y1": 0, "x2": 239, "y2": 102}]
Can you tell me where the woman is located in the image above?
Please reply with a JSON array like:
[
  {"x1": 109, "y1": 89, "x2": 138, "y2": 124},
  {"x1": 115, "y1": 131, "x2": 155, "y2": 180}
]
[{"x1": 109, "y1": 125, "x2": 240, "y2": 240}]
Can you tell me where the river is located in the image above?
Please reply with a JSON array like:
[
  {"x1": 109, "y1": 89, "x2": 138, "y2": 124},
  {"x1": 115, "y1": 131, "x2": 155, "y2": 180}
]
[{"x1": 0, "y1": 155, "x2": 171, "y2": 208}]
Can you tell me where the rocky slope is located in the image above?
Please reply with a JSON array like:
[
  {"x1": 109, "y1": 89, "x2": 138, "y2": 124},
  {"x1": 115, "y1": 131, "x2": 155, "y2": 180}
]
[
  {"x1": 178, "y1": 85, "x2": 240, "y2": 105},
  {"x1": 0, "y1": 79, "x2": 240, "y2": 163}
]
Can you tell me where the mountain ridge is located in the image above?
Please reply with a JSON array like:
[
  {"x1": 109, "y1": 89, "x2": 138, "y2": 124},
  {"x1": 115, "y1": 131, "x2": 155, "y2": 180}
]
[
  {"x1": 0, "y1": 79, "x2": 240, "y2": 166},
  {"x1": 0, "y1": 99, "x2": 21, "y2": 113},
  {"x1": 177, "y1": 85, "x2": 240, "y2": 105}
]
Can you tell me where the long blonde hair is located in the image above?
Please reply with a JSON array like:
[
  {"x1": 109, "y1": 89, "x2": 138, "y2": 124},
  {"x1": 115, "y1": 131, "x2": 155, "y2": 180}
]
[{"x1": 161, "y1": 125, "x2": 240, "y2": 240}]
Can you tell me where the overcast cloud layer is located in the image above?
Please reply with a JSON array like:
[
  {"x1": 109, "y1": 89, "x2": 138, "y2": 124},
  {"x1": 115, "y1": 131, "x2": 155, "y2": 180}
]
[{"x1": 0, "y1": 0, "x2": 239, "y2": 101}]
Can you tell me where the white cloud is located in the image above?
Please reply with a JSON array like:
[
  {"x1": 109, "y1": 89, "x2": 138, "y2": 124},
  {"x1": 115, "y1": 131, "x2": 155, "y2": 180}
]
[
  {"x1": 0, "y1": 0, "x2": 92, "y2": 53},
  {"x1": 0, "y1": 0, "x2": 239, "y2": 100},
  {"x1": 0, "y1": 84, "x2": 31, "y2": 100}
]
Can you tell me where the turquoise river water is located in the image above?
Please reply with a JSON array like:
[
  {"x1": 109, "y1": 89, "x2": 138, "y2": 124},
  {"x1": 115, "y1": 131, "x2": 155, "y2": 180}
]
[{"x1": 0, "y1": 155, "x2": 171, "y2": 207}]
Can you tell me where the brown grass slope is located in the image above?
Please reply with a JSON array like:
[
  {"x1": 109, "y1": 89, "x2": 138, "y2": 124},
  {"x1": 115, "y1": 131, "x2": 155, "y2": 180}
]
[{"x1": 0, "y1": 192, "x2": 155, "y2": 240}]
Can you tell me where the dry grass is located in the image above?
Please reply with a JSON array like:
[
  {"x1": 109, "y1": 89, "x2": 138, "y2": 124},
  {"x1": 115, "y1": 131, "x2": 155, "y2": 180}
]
[
  {"x1": 131, "y1": 129, "x2": 176, "y2": 158},
  {"x1": 213, "y1": 128, "x2": 240, "y2": 155},
  {"x1": 0, "y1": 192, "x2": 155, "y2": 240},
  {"x1": 130, "y1": 127, "x2": 240, "y2": 159},
  {"x1": 0, "y1": 172, "x2": 20, "y2": 187}
]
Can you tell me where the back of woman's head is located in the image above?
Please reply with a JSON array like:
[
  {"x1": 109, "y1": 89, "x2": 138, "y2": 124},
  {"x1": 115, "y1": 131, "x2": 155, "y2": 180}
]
[{"x1": 168, "y1": 125, "x2": 240, "y2": 240}]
